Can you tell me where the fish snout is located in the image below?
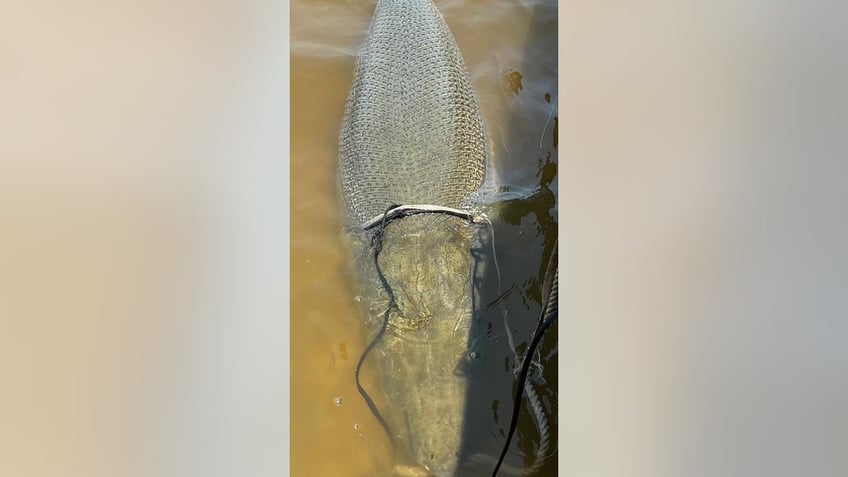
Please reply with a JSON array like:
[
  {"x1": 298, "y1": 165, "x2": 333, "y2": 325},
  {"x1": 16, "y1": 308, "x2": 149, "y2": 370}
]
[{"x1": 420, "y1": 451, "x2": 459, "y2": 477}]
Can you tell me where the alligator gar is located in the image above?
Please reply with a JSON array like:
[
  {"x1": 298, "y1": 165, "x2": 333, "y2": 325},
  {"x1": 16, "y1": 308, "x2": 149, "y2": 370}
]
[{"x1": 337, "y1": 0, "x2": 490, "y2": 475}]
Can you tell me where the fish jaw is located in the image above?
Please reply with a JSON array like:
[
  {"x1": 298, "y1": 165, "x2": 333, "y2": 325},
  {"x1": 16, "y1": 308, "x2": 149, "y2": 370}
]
[{"x1": 379, "y1": 330, "x2": 467, "y2": 477}]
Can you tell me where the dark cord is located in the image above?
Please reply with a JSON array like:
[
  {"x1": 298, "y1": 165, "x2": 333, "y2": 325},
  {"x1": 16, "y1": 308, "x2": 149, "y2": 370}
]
[
  {"x1": 354, "y1": 204, "x2": 401, "y2": 457},
  {"x1": 493, "y1": 244, "x2": 558, "y2": 477}
]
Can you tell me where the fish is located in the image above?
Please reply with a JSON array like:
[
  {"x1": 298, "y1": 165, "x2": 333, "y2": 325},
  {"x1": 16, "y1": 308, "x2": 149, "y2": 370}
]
[{"x1": 337, "y1": 0, "x2": 492, "y2": 475}]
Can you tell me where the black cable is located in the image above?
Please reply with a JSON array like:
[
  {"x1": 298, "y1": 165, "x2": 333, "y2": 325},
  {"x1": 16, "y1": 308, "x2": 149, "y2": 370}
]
[
  {"x1": 354, "y1": 204, "x2": 401, "y2": 457},
  {"x1": 493, "y1": 246, "x2": 558, "y2": 477}
]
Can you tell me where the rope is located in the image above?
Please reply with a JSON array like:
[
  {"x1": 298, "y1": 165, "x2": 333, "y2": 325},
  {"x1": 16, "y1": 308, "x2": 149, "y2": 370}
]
[
  {"x1": 520, "y1": 372, "x2": 551, "y2": 475},
  {"x1": 493, "y1": 243, "x2": 558, "y2": 477},
  {"x1": 348, "y1": 204, "x2": 478, "y2": 233}
]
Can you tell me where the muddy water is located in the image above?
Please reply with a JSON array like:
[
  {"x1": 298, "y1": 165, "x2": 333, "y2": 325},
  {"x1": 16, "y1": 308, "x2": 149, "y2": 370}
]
[{"x1": 291, "y1": 0, "x2": 558, "y2": 475}]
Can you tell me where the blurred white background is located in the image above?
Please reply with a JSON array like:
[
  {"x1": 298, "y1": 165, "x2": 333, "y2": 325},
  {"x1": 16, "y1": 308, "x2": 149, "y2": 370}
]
[
  {"x1": 561, "y1": 1, "x2": 848, "y2": 476},
  {"x1": 0, "y1": 2, "x2": 289, "y2": 476}
]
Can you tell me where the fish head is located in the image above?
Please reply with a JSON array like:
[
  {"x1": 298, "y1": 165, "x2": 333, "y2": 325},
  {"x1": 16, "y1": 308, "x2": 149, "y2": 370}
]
[{"x1": 353, "y1": 217, "x2": 479, "y2": 477}]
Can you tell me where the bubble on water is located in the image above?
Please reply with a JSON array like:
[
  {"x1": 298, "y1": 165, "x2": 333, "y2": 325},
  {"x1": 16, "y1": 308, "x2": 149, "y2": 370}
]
[
  {"x1": 333, "y1": 397, "x2": 343, "y2": 407},
  {"x1": 353, "y1": 423, "x2": 360, "y2": 431},
  {"x1": 470, "y1": 351, "x2": 480, "y2": 360},
  {"x1": 353, "y1": 295, "x2": 362, "y2": 303}
]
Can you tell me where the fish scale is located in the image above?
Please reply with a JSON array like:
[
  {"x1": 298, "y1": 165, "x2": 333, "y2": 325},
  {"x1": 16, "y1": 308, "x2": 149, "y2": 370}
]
[{"x1": 339, "y1": 0, "x2": 492, "y2": 475}]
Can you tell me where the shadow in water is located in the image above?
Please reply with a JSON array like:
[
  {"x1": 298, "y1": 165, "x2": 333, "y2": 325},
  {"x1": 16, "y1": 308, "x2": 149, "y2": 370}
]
[{"x1": 457, "y1": 0, "x2": 558, "y2": 475}]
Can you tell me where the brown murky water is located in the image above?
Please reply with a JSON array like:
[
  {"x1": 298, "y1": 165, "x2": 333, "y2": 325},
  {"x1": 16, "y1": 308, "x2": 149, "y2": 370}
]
[{"x1": 291, "y1": 0, "x2": 558, "y2": 475}]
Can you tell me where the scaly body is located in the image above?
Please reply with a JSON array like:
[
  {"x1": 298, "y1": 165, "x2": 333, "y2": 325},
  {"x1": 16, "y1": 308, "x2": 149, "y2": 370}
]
[{"x1": 338, "y1": 0, "x2": 490, "y2": 475}]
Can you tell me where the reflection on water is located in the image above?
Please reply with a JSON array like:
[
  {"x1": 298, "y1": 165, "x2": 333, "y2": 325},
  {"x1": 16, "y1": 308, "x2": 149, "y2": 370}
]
[{"x1": 291, "y1": 0, "x2": 558, "y2": 475}]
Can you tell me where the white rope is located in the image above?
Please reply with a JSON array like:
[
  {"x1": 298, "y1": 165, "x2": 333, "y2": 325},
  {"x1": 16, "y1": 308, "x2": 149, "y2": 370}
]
[{"x1": 347, "y1": 204, "x2": 479, "y2": 232}]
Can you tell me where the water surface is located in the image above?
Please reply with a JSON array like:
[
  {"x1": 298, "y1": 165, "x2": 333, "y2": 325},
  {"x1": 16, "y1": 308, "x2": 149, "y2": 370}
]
[{"x1": 291, "y1": 1, "x2": 558, "y2": 475}]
